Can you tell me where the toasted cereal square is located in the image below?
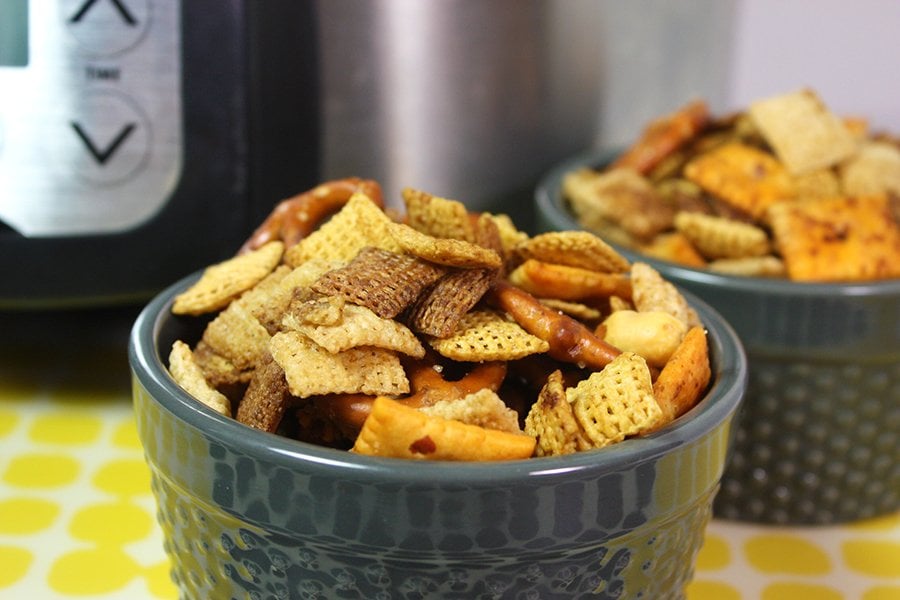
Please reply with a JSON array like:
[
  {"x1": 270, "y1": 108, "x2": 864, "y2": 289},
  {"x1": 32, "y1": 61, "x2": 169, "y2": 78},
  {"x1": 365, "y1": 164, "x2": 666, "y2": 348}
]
[
  {"x1": 840, "y1": 141, "x2": 900, "y2": 197},
  {"x1": 428, "y1": 309, "x2": 550, "y2": 362},
  {"x1": 562, "y1": 168, "x2": 675, "y2": 241},
  {"x1": 269, "y1": 331, "x2": 409, "y2": 398},
  {"x1": 568, "y1": 352, "x2": 662, "y2": 448},
  {"x1": 284, "y1": 194, "x2": 402, "y2": 267},
  {"x1": 352, "y1": 396, "x2": 536, "y2": 461},
  {"x1": 238, "y1": 258, "x2": 343, "y2": 336},
  {"x1": 630, "y1": 262, "x2": 701, "y2": 328},
  {"x1": 767, "y1": 195, "x2": 900, "y2": 281},
  {"x1": 749, "y1": 88, "x2": 857, "y2": 174},
  {"x1": 402, "y1": 187, "x2": 474, "y2": 241},
  {"x1": 683, "y1": 142, "x2": 794, "y2": 220},
  {"x1": 201, "y1": 301, "x2": 272, "y2": 371},
  {"x1": 168, "y1": 340, "x2": 231, "y2": 416},
  {"x1": 282, "y1": 301, "x2": 425, "y2": 357},
  {"x1": 311, "y1": 247, "x2": 447, "y2": 319},
  {"x1": 172, "y1": 241, "x2": 284, "y2": 315},
  {"x1": 405, "y1": 268, "x2": 496, "y2": 338},
  {"x1": 524, "y1": 370, "x2": 592, "y2": 457},
  {"x1": 673, "y1": 211, "x2": 770, "y2": 260},
  {"x1": 419, "y1": 388, "x2": 522, "y2": 433},
  {"x1": 192, "y1": 340, "x2": 254, "y2": 387},
  {"x1": 388, "y1": 222, "x2": 503, "y2": 269},
  {"x1": 235, "y1": 352, "x2": 292, "y2": 433},
  {"x1": 486, "y1": 213, "x2": 529, "y2": 258},
  {"x1": 515, "y1": 230, "x2": 631, "y2": 273}
]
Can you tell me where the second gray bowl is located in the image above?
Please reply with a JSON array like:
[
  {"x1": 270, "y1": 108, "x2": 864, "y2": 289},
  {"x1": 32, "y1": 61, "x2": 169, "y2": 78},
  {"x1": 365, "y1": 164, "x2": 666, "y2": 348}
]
[{"x1": 536, "y1": 151, "x2": 900, "y2": 525}]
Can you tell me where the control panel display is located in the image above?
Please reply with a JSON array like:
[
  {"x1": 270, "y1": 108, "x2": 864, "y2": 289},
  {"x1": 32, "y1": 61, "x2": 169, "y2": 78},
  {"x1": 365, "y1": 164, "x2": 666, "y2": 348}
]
[{"x1": 0, "y1": 0, "x2": 183, "y2": 237}]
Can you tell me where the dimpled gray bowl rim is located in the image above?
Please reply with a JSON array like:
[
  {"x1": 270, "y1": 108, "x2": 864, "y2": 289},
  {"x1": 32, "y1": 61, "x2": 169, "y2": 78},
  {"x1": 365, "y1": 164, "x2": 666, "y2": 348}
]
[
  {"x1": 535, "y1": 150, "x2": 900, "y2": 524},
  {"x1": 130, "y1": 271, "x2": 746, "y2": 486}
]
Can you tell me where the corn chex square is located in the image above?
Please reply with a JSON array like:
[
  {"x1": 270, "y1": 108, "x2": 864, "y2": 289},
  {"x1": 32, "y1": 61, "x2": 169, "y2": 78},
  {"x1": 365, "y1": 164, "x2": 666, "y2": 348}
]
[
  {"x1": 172, "y1": 241, "x2": 284, "y2": 315},
  {"x1": 282, "y1": 301, "x2": 425, "y2": 357},
  {"x1": 168, "y1": 340, "x2": 231, "y2": 416},
  {"x1": 269, "y1": 331, "x2": 409, "y2": 398},
  {"x1": 515, "y1": 230, "x2": 631, "y2": 273},
  {"x1": 419, "y1": 388, "x2": 522, "y2": 433},
  {"x1": 673, "y1": 211, "x2": 770, "y2": 260},
  {"x1": 568, "y1": 352, "x2": 662, "y2": 448},
  {"x1": 524, "y1": 370, "x2": 592, "y2": 457},
  {"x1": 630, "y1": 262, "x2": 701, "y2": 328},
  {"x1": 284, "y1": 194, "x2": 403, "y2": 267},
  {"x1": 402, "y1": 187, "x2": 475, "y2": 241},
  {"x1": 201, "y1": 301, "x2": 272, "y2": 372},
  {"x1": 427, "y1": 309, "x2": 549, "y2": 362},
  {"x1": 388, "y1": 222, "x2": 503, "y2": 269}
]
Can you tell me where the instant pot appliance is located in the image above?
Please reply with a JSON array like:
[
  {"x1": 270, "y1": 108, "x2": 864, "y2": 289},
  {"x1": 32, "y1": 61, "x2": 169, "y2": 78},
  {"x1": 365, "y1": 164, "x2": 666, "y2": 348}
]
[
  {"x1": 0, "y1": 0, "x2": 320, "y2": 307},
  {"x1": 1, "y1": 0, "x2": 732, "y2": 308}
]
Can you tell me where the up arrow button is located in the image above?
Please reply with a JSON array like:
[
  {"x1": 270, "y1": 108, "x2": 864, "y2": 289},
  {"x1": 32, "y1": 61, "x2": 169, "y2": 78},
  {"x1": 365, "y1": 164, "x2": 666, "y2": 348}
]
[
  {"x1": 62, "y1": 0, "x2": 149, "y2": 56},
  {"x1": 68, "y1": 0, "x2": 138, "y2": 26}
]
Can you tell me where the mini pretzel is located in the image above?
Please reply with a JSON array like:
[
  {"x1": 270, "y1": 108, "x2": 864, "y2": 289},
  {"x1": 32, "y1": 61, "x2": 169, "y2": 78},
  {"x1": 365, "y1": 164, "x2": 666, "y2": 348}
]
[
  {"x1": 240, "y1": 177, "x2": 383, "y2": 253},
  {"x1": 352, "y1": 397, "x2": 536, "y2": 461},
  {"x1": 487, "y1": 280, "x2": 620, "y2": 369},
  {"x1": 610, "y1": 99, "x2": 710, "y2": 175},
  {"x1": 316, "y1": 358, "x2": 508, "y2": 434}
]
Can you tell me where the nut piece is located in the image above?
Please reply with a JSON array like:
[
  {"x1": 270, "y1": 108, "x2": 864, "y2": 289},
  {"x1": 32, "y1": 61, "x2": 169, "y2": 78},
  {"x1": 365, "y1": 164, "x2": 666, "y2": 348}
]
[{"x1": 601, "y1": 309, "x2": 688, "y2": 368}]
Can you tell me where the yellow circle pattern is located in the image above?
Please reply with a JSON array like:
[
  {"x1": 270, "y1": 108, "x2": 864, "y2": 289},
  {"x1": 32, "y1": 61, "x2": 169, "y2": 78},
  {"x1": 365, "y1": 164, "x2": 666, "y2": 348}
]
[{"x1": 1, "y1": 380, "x2": 898, "y2": 599}]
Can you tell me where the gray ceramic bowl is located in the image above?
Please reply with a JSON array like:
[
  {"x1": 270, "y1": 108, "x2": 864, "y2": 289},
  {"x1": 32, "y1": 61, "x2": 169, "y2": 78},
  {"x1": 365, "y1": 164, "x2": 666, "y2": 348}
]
[
  {"x1": 130, "y1": 272, "x2": 746, "y2": 599},
  {"x1": 536, "y1": 151, "x2": 900, "y2": 525}
]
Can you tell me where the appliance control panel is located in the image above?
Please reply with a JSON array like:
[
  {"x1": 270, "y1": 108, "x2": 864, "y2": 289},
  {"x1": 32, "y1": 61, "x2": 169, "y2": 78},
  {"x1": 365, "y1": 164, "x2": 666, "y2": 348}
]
[{"x1": 0, "y1": 0, "x2": 182, "y2": 236}]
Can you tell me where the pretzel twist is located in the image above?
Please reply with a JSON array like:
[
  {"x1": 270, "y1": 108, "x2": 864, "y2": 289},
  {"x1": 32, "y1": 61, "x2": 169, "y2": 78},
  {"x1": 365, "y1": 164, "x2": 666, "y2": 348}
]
[
  {"x1": 316, "y1": 359, "x2": 508, "y2": 434},
  {"x1": 487, "y1": 280, "x2": 620, "y2": 370},
  {"x1": 239, "y1": 177, "x2": 384, "y2": 254},
  {"x1": 610, "y1": 99, "x2": 709, "y2": 175}
]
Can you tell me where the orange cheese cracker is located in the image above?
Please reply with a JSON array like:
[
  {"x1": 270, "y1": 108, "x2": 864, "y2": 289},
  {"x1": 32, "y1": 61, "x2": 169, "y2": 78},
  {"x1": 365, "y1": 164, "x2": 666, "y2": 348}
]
[
  {"x1": 683, "y1": 142, "x2": 794, "y2": 220},
  {"x1": 767, "y1": 195, "x2": 900, "y2": 281},
  {"x1": 352, "y1": 396, "x2": 536, "y2": 460}
]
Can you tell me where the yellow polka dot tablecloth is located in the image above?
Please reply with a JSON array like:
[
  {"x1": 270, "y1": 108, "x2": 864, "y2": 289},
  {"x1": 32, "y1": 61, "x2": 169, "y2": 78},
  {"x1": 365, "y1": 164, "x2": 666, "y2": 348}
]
[{"x1": 1, "y1": 308, "x2": 898, "y2": 600}]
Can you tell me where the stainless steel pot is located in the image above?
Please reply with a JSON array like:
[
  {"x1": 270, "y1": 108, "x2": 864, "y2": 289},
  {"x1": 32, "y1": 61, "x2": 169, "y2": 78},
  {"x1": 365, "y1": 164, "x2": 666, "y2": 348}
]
[{"x1": 313, "y1": 0, "x2": 736, "y2": 218}]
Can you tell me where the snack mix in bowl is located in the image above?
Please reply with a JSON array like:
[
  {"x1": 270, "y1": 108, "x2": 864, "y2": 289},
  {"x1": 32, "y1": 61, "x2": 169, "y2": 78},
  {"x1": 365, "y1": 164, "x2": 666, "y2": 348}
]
[
  {"x1": 536, "y1": 88, "x2": 900, "y2": 524},
  {"x1": 130, "y1": 178, "x2": 746, "y2": 599}
]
